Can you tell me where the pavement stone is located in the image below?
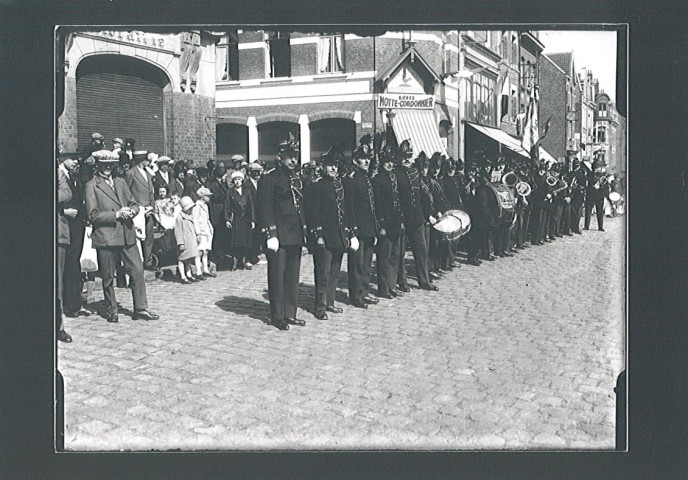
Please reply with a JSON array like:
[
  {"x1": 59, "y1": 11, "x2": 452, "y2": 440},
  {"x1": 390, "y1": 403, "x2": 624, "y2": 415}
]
[{"x1": 58, "y1": 216, "x2": 626, "y2": 451}]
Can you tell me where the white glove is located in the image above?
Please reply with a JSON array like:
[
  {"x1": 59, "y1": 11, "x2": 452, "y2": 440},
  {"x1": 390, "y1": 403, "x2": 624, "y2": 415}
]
[
  {"x1": 429, "y1": 215, "x2": 437, "y2": 225},
  {"x1": 266, "y1": 236, "x2": 279, "y2": 252},
  {"x1": 349, "y1": 236, "x2": 359, "y2": 252}
]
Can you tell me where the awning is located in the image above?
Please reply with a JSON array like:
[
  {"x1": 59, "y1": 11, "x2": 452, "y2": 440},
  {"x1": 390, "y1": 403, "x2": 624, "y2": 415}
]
[
  {"x1": 392, "y1": 109, "x2": 447, "y2": 157},
  {"x1": 464, "y1": 121, "x2": 530, "y2": 159},
  {"x1": 538, "y1": 146, "x2": 558, "y2": 165}
]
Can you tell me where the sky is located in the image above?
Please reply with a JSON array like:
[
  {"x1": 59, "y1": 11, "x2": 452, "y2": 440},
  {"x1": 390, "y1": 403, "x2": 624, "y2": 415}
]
[{"x1": 539, "y1": 30, "x2": 619, "y2": 103}]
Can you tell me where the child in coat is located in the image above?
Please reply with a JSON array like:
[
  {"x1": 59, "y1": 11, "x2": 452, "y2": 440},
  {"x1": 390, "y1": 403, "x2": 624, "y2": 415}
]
[
  {"x1": 193, "y1": 187, "x2": 216, "y2": 277},
  {"x1": 174, "y1": 196, "x2": 204, "y2": 284}
]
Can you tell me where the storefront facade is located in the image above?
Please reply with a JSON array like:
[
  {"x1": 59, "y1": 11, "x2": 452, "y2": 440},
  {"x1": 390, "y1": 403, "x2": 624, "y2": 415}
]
[
  {"x1": 214, "y1": 30, "x2": 457, "y2": 165},
  {"x1": 58, "y1": 30, "x2": 217, "y2": 162}
]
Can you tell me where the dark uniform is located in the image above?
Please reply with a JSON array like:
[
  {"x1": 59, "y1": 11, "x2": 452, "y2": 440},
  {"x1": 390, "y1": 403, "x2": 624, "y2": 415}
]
[
  {"x1": 372, "y1": 162, "x2": 404, "y2": 298},
  {"x1": 427, "y1": 171, "x2": 451, "y2": 272},
  {"x1": 513, "y1": 170, "x2": 532, "y2": 248},
  {"x1": 441, "y1": 167, "x2": 466, "y2": 266},
  {"x1": 307, "y1": 165, "x2": 356, "y2": 318},
  {"x1": 255, "y1": 151, "x2": 307, "y2": 330},
  {"x1": 528, "y1": 170, "x2": 549, "y2": 245},
  {"x1": 395, "y1": 160, "x2": 435, "y2": 290},
  {"x1": 584, "y1": 165, "x2": 609, "y2": 231},
  {"x1": 343, "y1": 153, "x2": 379, "y2": 308},
  {"x1": 467, "y1": 173, "x2": 500, "y2": 263},
  {"x1": 567, "y1": 164, "x2": 586, "y2": 234}
]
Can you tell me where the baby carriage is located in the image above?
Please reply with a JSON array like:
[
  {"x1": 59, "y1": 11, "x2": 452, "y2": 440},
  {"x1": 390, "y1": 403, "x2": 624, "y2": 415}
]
[{"x1": 150, "y1": 225, "x2": 177, "y2": 269}]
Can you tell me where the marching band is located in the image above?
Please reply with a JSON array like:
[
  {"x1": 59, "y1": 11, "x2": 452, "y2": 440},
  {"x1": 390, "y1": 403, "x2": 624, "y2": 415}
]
[{"x1": 57, "y1": 132, "x2": 623, "y2": 337}]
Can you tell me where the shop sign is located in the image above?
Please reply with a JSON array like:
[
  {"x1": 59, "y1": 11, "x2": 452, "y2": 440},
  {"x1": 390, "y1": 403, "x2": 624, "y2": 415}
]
[
  {"x1": 96, "y1": 31, "x2": 168, "y2": 49},
  {"x1": 377, "y1": 94, "x2": 435, "y2": 110}
]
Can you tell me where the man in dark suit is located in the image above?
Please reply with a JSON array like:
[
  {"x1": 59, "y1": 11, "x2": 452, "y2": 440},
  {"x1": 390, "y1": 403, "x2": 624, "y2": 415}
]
[
  {"x1": 395, "y1": 143, "x2": 437, "y2": 291},
  {"x1": 307, "y1": 151, "x2": 359, "y2": 320},
  {"x1": 152, "y1": 156, "x2": 179, "y2": 197},
  {"x1": 255, "y1": 142, "x2": 308, "y2": 330},
  {"x1": 84, "y1": 151, "x2": 159, "y2": 323},
  {"x1": 343, "y1": 145, "x2": 379, "y2": 309},
  {"x1": 59, "y1": 152, "x2": 92, "y2": 320},
  {"x1": 125, "y1": 150, "x2": 157, "y2": 269},
  {"x1": 244, "y1": 162, "x2": 264, "y2": 265},
  {"x1": 57, "y1": 152, "x2": 79, "y2": 343}
]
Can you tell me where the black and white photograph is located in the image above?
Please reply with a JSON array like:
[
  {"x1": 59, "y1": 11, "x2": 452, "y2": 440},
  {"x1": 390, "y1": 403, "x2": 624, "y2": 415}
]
[{"x1": 53, "y1": 25, "x2": 628, "y2": 452}]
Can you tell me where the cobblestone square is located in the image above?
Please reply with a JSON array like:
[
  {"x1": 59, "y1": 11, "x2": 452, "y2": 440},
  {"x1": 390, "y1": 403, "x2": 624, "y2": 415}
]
[{"x1": 58, "y1": 217, "x2": 625, "y2": 451}]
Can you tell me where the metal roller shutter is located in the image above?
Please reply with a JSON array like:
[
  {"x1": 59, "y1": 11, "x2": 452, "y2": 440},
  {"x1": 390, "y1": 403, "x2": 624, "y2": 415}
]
[{"x1": 77, "y1": 56, "x2": 165, "y2": 154}]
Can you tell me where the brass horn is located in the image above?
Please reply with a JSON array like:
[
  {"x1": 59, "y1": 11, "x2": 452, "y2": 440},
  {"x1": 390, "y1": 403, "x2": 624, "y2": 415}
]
[
  {"x1": 501, "y1": 171, "x2": 519, "y2": 188},
  {"x1": 546, "y1": 175, "x2": 558, "y2": 187},
  {"x1": 515, "y1": 181, "x2": 532, "y2": 197}
]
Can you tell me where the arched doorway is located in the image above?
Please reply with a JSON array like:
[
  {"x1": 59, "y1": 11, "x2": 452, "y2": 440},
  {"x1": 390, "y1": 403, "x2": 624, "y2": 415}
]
[
  {"x1": 309, "y1": 118, "x2": 356, "y2": 162},
  {"x1": 216, "y1": 123, "x2": 248, "y2": 165},
  {"x1": 76, "y1": 54, "x2": 170, "y2": 153},
  {"x1": 257, "y1": 121, "x2": 298, "y2": 164}
]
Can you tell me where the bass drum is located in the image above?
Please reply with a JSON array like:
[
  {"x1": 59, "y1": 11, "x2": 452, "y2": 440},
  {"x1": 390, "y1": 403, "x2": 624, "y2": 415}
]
[
  {"x1": 433, "y1": 209, "x2": 472, "y2": 241},
  {"x1": 487, "y1": 182, "x2": 516, "y2": 227}
]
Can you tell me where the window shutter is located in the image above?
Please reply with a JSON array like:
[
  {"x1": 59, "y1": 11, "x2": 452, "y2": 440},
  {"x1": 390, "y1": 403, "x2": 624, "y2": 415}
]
[{"x1": 77, "y1": 69, "x2": 165, "y2": 154}]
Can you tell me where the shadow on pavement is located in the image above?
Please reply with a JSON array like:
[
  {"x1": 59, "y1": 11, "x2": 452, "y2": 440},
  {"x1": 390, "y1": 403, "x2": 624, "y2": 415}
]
[{"x1": 215, "y1": 295, "x2": 272, "y2": 325}]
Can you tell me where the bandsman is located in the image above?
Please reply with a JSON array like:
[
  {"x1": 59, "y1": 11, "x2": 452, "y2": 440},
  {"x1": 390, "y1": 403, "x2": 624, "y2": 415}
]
[
  {"x1": 343, "y1": 144, "x2": 380, "y2": 309},
  {"x1": 255, "y1": 140, "x2": 308, "y2": 330},
  {"x1": 306, "y1": 147, "x2": 359, "y2": 320}
]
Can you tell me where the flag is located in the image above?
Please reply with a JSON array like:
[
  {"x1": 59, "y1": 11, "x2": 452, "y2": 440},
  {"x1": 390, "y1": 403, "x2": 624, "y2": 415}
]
[
  {"x1": 521, "y1": 86, "x2": 539, "y2": 155},
  {"x1": 499, "y1": 75, "x2": 510, "y2": 120}
]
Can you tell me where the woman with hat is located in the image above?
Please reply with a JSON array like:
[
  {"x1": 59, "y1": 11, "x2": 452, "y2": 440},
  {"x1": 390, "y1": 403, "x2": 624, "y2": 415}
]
[
  {"x1": 174, "y1": 196, "x2": 202, "y2": 284},
  {"x1": 224, "y1": 170, "x2": 255, "y2": 270},
  {"x1": 193, "y1": 186, "x2": 216, "y2": 278}
]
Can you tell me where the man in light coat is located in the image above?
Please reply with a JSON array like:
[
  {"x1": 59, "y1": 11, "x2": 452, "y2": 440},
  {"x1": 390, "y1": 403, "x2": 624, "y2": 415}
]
[{"x1": 84, "y1": 150, "x2": 159, "y2": 323}]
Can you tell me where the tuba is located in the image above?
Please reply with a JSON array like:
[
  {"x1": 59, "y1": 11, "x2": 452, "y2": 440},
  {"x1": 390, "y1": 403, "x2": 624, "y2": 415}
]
[
  {"x1": 501, "y1": 171, "x2": 519, "y2": 189},
  {"x1": 546, "y1": 174, "x2": 558, "y2": 187}
]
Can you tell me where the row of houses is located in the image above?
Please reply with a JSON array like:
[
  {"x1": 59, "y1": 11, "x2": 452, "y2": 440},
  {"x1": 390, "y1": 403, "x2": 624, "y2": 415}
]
[{"x1": 57, "y1": 28, "x2": 626, "y2": 173}]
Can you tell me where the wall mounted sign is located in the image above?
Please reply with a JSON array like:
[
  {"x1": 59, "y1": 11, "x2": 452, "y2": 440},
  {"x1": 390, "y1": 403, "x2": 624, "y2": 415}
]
[
  {"x1": 377, "y1": 94, "x2": 435, "y2": 110},
  {"x1": 96, "y1": 31, "x2": 168, "y2": 49}
]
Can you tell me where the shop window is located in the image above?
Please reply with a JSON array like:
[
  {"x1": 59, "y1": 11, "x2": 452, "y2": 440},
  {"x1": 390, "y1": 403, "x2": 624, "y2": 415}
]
[
  {"x1": 268, "y1": 32, "x2": 291, "y2": 78},
  {"x1": 216, "y1": 31, "x2": 239, "y2": 81},
  {"x1": 318, "y1": 35, "x2": 344, "y2": 73}
]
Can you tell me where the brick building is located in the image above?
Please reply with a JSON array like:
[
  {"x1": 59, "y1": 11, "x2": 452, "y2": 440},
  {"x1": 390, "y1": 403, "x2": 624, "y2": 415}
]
[
  {"x1": 58, "y1": 29, "x2": 218, "y2": 163},
  {"x1": 214, "y1": 30, "x2": 459, "y2": 165},
  {"x1": 57, "y1": 28, "x2": 609, "y2": 172}
]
